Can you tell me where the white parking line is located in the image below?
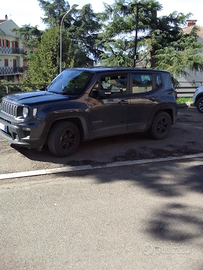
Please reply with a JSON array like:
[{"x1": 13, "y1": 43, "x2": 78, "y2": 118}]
[{"x1": 1, "y1": 153, "x2": 203, "y2": 180}]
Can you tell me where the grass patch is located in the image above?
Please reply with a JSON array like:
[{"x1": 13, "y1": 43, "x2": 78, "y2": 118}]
[{"x1": 176, "y1": 97, "x2": 193, "y2": 104}]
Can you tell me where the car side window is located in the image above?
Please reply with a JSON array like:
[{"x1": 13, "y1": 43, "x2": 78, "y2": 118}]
[
  {"x1": 155, "y1": 74, "x2": 162, "y2": 88},
  {"x1": 132, "y1": 73, "x2": 152, "y2": 93},
  {"x1": 101, "y1": 75, "x2": 127, "y2": 95},
  {"x1": 90, "y1": 74, "x2": 128, "y2": 98}
]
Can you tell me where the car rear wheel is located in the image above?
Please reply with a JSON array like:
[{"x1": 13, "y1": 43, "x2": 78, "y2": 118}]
[
  {"x1": 48, "y1": 121, "x2": 80, "y2": 157},
  {"x1": 149, "y1": 112, "x2": 172, "y2": 140},
  {"x1": 196, "y1": 97, "x2": 203, "y2": 113}
]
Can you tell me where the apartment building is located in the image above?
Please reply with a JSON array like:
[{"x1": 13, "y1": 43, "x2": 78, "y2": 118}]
[{"x1": 0, "y1": 16, "x2": 24, "y2": 82}]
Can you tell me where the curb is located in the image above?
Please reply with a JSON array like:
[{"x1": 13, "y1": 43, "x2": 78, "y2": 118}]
[{"x1": 1, "y1": 153, "x2": 203, "y2": 180}]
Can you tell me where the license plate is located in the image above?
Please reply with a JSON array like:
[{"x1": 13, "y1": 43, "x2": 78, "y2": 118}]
[{"x1": 0, "y1": 122, "x2": 5, "y2": 131}]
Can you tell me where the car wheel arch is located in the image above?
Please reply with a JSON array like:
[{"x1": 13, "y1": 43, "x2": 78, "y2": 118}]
[
  {"x1": 147, "y1": 108, "x2": 173, "y2": 129},
  {"x1": 195, "y1": 94, "x2": 203, "y2": 105},
  {"x1": 196, "y1": 96, "x2": 203, "y2": 113},
  {"x1": 43, "y1": 115, "x2": 90, "y2": 146}
]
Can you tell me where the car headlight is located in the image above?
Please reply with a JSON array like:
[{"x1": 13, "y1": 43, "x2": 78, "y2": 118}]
[{"x1": 22, "y1": 107, "x2": 29, "y2": 118}]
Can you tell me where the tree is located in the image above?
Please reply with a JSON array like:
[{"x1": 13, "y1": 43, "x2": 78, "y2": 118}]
[
  {"x1": 68, "y1": 4, "x2": 103, "y2": 64},
  {"x1": 100, "y1": 0, "x2": 203, "y2": 77},
  {"x1": 37, "y1": 0, "x2": 103, "y2": 65},
  {"x1": 100, "y1": 39, "x2": 132, "y2": 66},
  {"x1": 23, "y1": 26, "x2": 71, "y2": 86},
  {"x1": 153, "y1": 25, "x2": 203, "y2": 77},
  {"x1": 12, "y1": 25, "x2": 43, "y2": 61},
  {"x1": 23, "y1": 25, "x2": 94, "y2": 87},
  {"x1": 37, "y1": 0, "x2": 71, "y2": 27}
]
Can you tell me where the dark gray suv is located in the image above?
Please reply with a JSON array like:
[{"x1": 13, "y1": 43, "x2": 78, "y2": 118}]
[{"x1": 0, "y1": 67, "x2": 177, "y2": 156}]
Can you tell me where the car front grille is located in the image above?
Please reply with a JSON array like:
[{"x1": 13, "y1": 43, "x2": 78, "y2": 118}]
[{"x1": 1, "y1": 100, "x2": 18, "y2": 117}]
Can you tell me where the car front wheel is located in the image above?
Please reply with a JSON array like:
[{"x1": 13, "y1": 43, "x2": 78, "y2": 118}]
[
  {"x1": 48, "y1": 121, "x2": 80, "y2": 157},
  {"x1": 196, "y1": 97, "x2": 203, "y2": 113},
  {"x1": 149, "y1": 112, "x2": 172, "y2": 140}
]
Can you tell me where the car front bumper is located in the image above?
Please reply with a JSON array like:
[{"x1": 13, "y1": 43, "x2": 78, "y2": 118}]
[{"x1": 0, "y1": 114, "x2": 45, "y2": 149}]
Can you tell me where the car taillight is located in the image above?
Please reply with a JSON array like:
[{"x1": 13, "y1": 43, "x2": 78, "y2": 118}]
[{"x1": 174, "y1": 91, "x2": 177, "y2": 99}]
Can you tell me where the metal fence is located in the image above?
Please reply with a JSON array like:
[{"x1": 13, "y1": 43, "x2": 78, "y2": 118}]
[
  {"x1": 0, "y1": 67, "x2": 24, "y2": 75},
  {"x1": 175, "y1": 81, "x2": 203, "y2": 97},
  {"x1": 0, "y1": 46, "x2": 24, "y2": 55}
]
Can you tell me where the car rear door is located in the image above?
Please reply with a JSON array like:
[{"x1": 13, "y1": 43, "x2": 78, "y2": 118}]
[{"x1": 127, "y1": 72, "x2": 162, "y2": 132}]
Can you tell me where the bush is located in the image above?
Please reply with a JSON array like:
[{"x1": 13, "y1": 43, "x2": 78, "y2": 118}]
[
  {"x1": 176, "y1": 97, "x2": 193, "y2": 104},
  {"x1": 0, "y1": 80, "x2": 24, "y2": 93}
]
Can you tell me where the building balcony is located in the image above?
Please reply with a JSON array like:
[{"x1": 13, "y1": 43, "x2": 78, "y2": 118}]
[
  {"x1": 0, "y1": 66, "x2": 24, "y2": 76},
  {"x1": 0, "y1": 46, "x2": 24, "y2": 55}
]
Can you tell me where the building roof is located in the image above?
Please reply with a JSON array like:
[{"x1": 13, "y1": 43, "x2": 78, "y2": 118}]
[
  {"x1": 182, "y1": 25, "x2": 203, "y2": 38},
  {"x1": 0, "y1": 19, "x2": 19, "y2": 37}
]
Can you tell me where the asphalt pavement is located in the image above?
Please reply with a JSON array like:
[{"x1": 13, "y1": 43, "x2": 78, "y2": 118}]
[
  {"x1": 1, "y1": 106, "x2": 203, "y2": 269},
  {"x1": 1, "y1": 158, "x2": 203, "y2": 270}
]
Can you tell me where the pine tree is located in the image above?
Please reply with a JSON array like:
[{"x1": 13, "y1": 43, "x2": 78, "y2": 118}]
[
  {"x1": 100, "y1": 0, "x2": 203, "y2": 76},
  {"x1": 37, "y1": 0, "x2": 70, "y2": 27}
]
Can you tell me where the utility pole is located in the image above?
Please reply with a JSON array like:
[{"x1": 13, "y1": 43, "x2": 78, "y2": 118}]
[{"x1": 131, "y1": 3, "x2": 145, "y2": 67}]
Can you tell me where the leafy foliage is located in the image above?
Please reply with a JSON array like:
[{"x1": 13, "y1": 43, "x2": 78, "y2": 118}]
[
  {"x1": 37, "y1": 0, "x2": 102, "y2": 65},
  {"x1": 37, "y1": 0, "x2": 71, "y2": 27},
  {"x1": 12, "y1": 25, "x2": 43, "y2": 61},
  {"x1": 14, "y1": 0, "x2": 203, "y2": 86},
  {"x1": 23, "y1": 26, "x2": 62, "y2": 86},
  {"x1": 68, "y1": 4, "x2": 103, "y2": 63},
  {"x1": 100, "y1": 39, "x2": 133, "y2": 66},
  {"x1": 100, "y1": 0, "x2": 203, "y2": 76}
]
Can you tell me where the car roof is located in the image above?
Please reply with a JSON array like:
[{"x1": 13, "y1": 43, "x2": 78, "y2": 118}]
[{"x1": 64, "y1": 66, "x2": 170, "y2": 74}]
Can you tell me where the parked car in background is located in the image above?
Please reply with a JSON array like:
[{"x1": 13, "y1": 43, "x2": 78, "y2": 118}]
[
  {"x1": 193, "y1": 85, "x2": 203, "y2": 113},
  {"x1": 0, "y1": 67, "x2": 177, "y2": 157}
]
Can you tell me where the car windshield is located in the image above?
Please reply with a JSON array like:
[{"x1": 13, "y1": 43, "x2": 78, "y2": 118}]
[{"x1": 47, "y1": 69, "x2": 93, "y2": 95}]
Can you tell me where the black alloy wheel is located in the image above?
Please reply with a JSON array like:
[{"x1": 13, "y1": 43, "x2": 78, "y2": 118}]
[
  {"x1": 48, "y1": 121, "x2": 80, "y2": 157},
  {"x1": 149, "y1": 112, "x2": 172, "y2": 140}
]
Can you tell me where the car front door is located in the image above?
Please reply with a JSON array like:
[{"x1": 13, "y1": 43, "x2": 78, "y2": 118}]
[{"x1": 87, "y1": 73, "x2": 130, "y2": 138}]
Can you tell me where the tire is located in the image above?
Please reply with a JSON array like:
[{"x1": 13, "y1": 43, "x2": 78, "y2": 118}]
[
  {"x1": 149, "y1": 112, "x2": 172, "y2": 140},
  {"x1": 196, "y1": 97, "x2": 203, "y2": 113},
  {"x1": 48, "y1": 121, "x2": 80, "y2": 157}
]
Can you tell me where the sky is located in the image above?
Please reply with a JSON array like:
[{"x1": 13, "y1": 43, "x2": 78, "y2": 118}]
[{"x1": 1, "y1": 0, "x2": 203, "y2": 30}]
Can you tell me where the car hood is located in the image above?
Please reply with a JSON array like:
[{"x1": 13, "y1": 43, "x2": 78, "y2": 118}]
[{"x1": 4, "y1": 91, "x2": 69, "y2": 105}]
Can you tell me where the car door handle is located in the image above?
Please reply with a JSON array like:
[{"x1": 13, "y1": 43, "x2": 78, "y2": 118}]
[
  {"x1": 149, "y1": 96, "x2": 159, "y2": 102},
  {"x1": 118, "y1": 99, "x2": 128, "y2": 104}
]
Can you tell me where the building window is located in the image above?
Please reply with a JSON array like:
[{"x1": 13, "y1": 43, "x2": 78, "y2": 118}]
[
  {"x1": 4, "y1": 59, "x2": 8, "y2": 67},
  {"x1": 13, "y1": 59, "x2": 16, "y2": 68},
  {"x1": 3, "y1": 39, "x2": 10, "y2": 47},
  {"x1": 12, "y1": 41, "x2": 18, "y2": 48}
]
